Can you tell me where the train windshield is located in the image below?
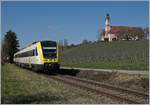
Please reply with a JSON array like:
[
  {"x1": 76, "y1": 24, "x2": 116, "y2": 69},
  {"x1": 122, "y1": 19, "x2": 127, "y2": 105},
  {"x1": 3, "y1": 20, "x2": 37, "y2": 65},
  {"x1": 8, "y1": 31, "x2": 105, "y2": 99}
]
[{"x1": 41, "y1": 41, "x2": 57, "y2": 58}]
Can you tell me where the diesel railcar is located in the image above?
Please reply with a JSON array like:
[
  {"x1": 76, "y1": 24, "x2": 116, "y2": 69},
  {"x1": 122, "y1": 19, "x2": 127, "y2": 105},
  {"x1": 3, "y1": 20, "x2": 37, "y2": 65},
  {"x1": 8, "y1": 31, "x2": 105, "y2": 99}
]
[{"x1": 14, "y1": 40, "x2": 60, "y2": 72}]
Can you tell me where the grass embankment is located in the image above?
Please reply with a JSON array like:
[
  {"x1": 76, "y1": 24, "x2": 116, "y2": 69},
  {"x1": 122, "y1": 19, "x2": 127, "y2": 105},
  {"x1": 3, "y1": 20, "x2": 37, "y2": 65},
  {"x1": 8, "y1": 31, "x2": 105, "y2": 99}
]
[
  {"x1": 2, "y1": 64, "x2": 117, "y2": 104},
  {"x1": 61, "y1": 40, "x2": 149, "y2": 70}
]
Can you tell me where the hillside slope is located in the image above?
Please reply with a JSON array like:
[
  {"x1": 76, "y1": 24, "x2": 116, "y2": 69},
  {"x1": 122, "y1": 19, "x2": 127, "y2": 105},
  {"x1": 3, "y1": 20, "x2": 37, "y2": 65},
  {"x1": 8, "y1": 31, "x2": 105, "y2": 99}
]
[{"x1": 60, "y1": 40, "x2": 149, "y2": 70}]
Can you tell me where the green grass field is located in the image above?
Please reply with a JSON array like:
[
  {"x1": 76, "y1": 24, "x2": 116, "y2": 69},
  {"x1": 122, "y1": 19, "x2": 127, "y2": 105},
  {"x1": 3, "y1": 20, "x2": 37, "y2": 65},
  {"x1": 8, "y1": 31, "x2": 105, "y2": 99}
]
[
  {"x1": 61, "y1": 40, "x2": 149, "y2": 70},
  {"x1": 2, "y1": 64, "x2": 117, "y2": 104}
]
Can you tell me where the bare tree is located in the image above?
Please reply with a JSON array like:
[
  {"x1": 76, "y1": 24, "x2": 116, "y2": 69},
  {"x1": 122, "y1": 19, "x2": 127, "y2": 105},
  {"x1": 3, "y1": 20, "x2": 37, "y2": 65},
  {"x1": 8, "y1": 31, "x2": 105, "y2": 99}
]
[
  {"x1": 97, "y1": 29, "x2": 105, "y2": 41},
  {"x1": 144, "y1": 27, "x2": 149, "y2": 40},
  {"x1": 64, "y1": 39, "x2": 68, "y2": 48}
]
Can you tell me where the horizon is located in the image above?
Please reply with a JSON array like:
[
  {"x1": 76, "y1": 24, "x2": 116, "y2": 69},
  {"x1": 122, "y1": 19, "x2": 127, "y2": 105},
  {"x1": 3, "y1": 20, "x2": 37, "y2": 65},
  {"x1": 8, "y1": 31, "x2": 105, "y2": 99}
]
[{"x1": 2, "y1": 1, "x2": 149, "y2": 48}]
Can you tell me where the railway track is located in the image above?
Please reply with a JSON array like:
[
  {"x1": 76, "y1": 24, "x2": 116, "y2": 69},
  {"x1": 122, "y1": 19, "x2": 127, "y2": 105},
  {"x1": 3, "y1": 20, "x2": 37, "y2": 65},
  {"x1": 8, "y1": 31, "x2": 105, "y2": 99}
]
[
  {"x1": 43, "y1": 72, "x2": 149, "y2": 104},
  {"x1": 61, "y1": 75, "x2": 149, "y2": 103}
]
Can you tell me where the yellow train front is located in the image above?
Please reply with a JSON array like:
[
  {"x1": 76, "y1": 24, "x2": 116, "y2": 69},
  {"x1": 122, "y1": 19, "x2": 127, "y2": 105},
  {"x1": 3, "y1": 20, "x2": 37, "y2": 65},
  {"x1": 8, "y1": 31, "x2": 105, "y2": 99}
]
[{"x1": 14, "y1": 40, "x2": 60, "y2": 72}]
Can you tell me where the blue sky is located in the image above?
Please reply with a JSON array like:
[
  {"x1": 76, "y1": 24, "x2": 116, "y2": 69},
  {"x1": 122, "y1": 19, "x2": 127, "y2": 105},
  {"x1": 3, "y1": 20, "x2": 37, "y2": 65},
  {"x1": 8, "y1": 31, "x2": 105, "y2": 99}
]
[{"x1": 1, "y1": 1, "x2": 149, "y2": 47}]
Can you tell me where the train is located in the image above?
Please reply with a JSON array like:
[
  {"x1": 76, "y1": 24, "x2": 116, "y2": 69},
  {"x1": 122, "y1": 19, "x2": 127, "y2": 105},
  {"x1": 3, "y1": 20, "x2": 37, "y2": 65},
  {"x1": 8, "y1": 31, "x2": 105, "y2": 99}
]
[{"x1": 14, "y1": 40, "x2": 60, "y2": 72}]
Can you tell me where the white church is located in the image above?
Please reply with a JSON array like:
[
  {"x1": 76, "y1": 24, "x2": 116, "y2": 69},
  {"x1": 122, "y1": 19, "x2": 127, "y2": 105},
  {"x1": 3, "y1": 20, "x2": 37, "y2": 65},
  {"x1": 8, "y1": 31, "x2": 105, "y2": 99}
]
[{"x1": 101, "y1": 14, "x2": 140, "y2": 42}]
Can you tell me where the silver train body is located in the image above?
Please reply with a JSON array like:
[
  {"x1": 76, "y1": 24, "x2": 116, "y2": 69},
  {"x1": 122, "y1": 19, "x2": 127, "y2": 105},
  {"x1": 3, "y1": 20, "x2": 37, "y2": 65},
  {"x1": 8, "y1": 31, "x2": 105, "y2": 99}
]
[{"x1": 14, "y1": 40, "x2": 60, "y2": 71}]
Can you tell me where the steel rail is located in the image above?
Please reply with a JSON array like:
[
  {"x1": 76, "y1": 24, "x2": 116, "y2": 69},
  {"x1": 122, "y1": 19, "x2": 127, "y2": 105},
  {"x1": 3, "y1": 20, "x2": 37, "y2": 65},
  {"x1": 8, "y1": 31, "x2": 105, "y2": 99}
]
[
  {"x1": 63, "y1": 75, "x2": 149, "y2": 97},
  {"x1": 46, "y1": 75, "x2": 146, "y2": 104}
]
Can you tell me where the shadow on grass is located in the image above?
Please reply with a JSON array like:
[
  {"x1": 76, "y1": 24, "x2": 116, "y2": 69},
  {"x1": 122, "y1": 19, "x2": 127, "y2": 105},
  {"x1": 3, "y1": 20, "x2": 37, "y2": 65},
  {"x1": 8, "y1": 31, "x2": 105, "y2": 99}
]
[
  {"x1": 47, "y1": 68, "x2": 117, "y2": 81},
  {"x1": 47, "y1": 68, "x2": 80, "y2": 76},
  {"x1": 1, "y1": 92, "x2": 64, "y2": 104}
]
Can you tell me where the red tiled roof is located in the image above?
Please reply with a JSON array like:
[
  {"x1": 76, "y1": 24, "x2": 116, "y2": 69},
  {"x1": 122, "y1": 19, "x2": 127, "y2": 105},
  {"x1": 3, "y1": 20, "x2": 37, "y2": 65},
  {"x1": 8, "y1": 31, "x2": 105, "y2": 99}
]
[{"x1": 109, "y1": 26, "x2": 128, "y2": 34}]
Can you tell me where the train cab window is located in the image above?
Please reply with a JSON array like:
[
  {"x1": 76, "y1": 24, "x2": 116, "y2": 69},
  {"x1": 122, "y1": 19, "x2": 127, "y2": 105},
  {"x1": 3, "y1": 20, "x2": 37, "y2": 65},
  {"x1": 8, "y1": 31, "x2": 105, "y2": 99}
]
[
  {"x1": 41, "y1": 41, "x2": 57, "y2": 58},
  {"x1": 42, "y1": 48, "x2": 56, "y2": 58}
]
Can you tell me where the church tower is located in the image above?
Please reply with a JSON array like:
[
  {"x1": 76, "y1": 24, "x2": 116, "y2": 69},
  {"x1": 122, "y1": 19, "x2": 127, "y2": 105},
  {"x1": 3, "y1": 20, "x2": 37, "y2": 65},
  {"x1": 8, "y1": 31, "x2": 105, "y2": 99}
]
[
  {"x1": 101, "y1": 13, "x2": 118, "y2": 42},
  {"x1": 105, "y1": 13, "x2": 111, "y2": 37},
  {"x1": 101, "y1": 13, "x2": 113, "y2": 41}
]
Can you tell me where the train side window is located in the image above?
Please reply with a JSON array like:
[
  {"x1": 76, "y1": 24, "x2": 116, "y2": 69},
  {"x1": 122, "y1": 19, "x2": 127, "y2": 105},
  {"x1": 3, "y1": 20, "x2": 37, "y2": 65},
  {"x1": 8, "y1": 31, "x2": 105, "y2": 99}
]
[
  {"x1": 35, "y1": 48, "x2": 38, "y2": 56},
  {"x1": 29, "y1": 50, "x2": 32, "y2": 56},
  {"x1": 30, "y1": 50, "x2": 33, "y2": 56},
  {"x1": 34, "y1": 48, "x2": 37, "y2": 56},
  {"x1": 32, "y1": 50, "x2": 34, "y2": 56}
]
